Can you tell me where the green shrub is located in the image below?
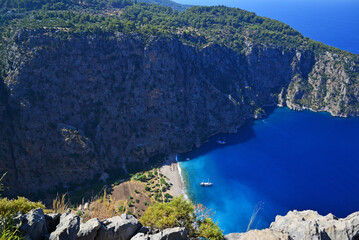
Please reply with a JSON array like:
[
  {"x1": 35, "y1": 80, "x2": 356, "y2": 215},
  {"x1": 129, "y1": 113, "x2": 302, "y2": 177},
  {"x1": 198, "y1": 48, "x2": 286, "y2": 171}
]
[
  {"x1": 133, "y1": 174, "x2": 146, "y2": 182},
  {"x1": 140, "y1": 196, "x2": 194, "y2": 231},
  {"x1": 0, "y1": 174, "x2": 25, "y2": 240},
  {"x1": 0, "y1": 197, "x2": 45, "y2": 216},
  {"x1": 160, "y1": 178, "x2": 167, "y2": 185},
  {"x1": 198, "y1": 218, "x2": 224, "y2": 240},
  {"x1": 118, "y1": 206, "x2": 124, "y2": 212},
  {"x1": 164, "y1": 193, "x2": 172, "y2": 199}
]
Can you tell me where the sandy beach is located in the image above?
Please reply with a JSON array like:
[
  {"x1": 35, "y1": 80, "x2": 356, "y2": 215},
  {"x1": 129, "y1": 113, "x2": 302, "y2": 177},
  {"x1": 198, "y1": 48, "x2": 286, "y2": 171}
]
[{"x1": 160, "y1": 154, "x2": 187, "y2": 197}]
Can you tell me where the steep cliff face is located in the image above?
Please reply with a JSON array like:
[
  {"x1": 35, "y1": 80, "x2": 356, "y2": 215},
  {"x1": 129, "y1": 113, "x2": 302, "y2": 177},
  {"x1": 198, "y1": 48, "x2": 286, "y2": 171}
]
[
  {"x1": 1, "y1": 30, "x2": 358, "y2": 194},
  {"x1": 285, "y1": 51, "x2": 359, "y2": 117}
]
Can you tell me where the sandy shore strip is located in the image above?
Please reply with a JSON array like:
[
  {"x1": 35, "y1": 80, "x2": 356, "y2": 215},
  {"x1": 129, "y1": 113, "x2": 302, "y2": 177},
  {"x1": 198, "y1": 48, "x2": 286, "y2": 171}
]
[{"x1": 160, "y1": 154, "x2": 187, "y2": 198}]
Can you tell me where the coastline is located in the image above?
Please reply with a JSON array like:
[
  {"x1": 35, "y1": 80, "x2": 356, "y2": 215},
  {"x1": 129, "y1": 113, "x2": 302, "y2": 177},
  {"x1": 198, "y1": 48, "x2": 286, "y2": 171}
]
[{"x1": 160, "y1": 154, "x2": 188, "y2": 199}]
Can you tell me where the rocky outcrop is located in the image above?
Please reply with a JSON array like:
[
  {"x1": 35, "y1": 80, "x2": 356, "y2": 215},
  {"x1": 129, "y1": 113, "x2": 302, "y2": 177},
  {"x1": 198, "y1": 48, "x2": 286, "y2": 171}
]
[
  {"x1": 49, "y1": 212, "x2": 80, "y2": 240},
  {"x1": 225, "y1": 230, "x2": 290, "y2": 240},
  {"x1": 77, "y1": 218, "x2": 101, "y2": 240},
  {"x1": 16, "y1": 208, "x2": 48, "y2": 240},
  {"x1": 18, "y1": 209, "x2": 359, "y2": 240},
  {"x1": 95, "y1": 214, "x2": 142, "y2": 240},
  {"x1": 16, "y1": 210, "x2": 186, "y2": 240},
  {"x1": 225, "y1": 210, "x2": 359, "y2": 240},
  {"x1": 131, "y1": 227, "x2": 187, "y2": 240},
  {"x1": 0, "y1": 30, "x2": 358, "y2": 194}
]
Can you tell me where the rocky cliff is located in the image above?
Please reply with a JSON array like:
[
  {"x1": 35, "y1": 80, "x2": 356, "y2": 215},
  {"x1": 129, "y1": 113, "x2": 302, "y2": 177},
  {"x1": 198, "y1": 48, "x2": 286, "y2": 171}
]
[
  {"x1": 225, "y1": 210, "x2": 359, "y2": 240},
  {"x1": 0, "y1": 29, "x2": 358, "y2": 195}
]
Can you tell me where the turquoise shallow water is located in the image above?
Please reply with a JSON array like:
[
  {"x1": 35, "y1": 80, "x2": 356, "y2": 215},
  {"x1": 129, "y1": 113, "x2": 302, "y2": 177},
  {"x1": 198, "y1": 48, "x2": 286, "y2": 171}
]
[{"x1": 179, "y1": 108, "x2": 359, "y2": 233}]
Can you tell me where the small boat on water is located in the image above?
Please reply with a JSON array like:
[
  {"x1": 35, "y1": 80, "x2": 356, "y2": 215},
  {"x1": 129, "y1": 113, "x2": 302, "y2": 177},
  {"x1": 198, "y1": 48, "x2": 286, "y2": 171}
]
[
  {"x1": 200, "y1": 179, "x2": 213, "y2": 187},
  {"x1": 216, "y1": 137, "x2": 226, "y2": 145}
]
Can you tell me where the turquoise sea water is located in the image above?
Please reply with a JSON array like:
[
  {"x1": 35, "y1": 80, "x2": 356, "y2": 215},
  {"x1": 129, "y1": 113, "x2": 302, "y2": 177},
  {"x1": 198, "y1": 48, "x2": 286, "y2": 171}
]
[
  {"x1": 175, "y1": 0, "x2": 359, "y2": 234},
  {"x1": 179, "y1": 108, "x2": 359, "y2": 233}
]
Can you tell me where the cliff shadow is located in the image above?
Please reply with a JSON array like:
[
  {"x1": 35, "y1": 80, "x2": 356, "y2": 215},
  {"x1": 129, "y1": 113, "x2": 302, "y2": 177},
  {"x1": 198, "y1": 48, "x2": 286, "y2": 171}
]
[{"x1": 179, "y1": 107, "x2": 277, "y2": 161}]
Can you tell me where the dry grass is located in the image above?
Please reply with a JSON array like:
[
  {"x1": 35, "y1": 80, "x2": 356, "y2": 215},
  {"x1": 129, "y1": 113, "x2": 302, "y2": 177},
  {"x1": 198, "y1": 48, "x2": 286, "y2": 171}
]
[
  {"x1": 83, "y1": 189, "x2": 125, "y2": 221},
  {"x1": 52, "y1": 193, "x2": 70, "y2": 213}
]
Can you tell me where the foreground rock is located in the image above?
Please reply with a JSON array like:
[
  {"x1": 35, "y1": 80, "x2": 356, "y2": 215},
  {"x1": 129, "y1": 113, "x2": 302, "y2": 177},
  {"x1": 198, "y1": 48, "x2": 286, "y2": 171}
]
[
  {"x1": 49, "y1": 212, "x2": 80, "y2": 240},
  {"x1": 95, "y1": 214, "x2": 142, "y2": 240},
  {"x1": 225, "y1": 210, "x2": 359, "y2": 240},
  {"x1": 16, "y1": 208, "x2": 48, "y2": 240},
  {"x1": 131, "y1": 227, "x2": 187, "y2": 240},
  {"x1": 224, "y1": 230, "x2": 290, "y2": 240},
  {"x1": 18, "y1": 211, "x2": 143, "y2": 240},
  {"x1": 17, "y1": 209, "x2": 359, "y2": 240},
  {"x1": 76, "y1": 218, "x2": 101, "y2": 240}
]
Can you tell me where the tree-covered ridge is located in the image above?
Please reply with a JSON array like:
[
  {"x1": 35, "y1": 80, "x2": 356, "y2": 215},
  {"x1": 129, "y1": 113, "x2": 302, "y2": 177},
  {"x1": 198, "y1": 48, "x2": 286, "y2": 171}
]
[
  {"x1": 0, "y1": 0, "x2": 133, "y2": 11},
  {"x1": 137, "y1": 0, "x2": 191, "y2": 11},
  {"x1": 0, "y1": 0, "x2": 357, "y2": 83},
  {"x1": 1, "y1": 0, "x2": 346, "y2": 54},
  {"x1": 0, "y1": 0, "x2": 190, "y2": 11}
]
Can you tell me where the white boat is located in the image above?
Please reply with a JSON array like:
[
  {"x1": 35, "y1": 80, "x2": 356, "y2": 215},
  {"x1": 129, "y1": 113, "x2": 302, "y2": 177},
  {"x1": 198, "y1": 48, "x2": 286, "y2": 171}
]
[
  {"x1": 200, "y1": 179, "x2": 213, "y2": 187},
  {"x1": 216, "y1": 137, "x2": 226, "y2": 144}
]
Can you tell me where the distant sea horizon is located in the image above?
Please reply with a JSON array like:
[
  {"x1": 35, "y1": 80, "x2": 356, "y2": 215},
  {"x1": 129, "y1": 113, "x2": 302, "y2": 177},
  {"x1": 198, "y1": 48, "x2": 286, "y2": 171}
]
[
  {"x1": 175, "y1": 0, "x2": 359, "y2": 234},
  {"x1": 174, "y1": 0, "x2": 359, "y2": 54}
]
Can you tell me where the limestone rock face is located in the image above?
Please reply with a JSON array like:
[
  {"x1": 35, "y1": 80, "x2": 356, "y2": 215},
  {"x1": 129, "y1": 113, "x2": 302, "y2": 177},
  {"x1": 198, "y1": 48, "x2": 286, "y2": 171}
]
[
  {"x1": 76, "y1": 218, "x2": 102, "y2": 240},
  {"x1": 45, "y1": 213, "x2": 61, "y2": 233},
  {"x1": 0, "y1": 31, "x2": 358, "y2": 194},
  {"x1": 130, "y1": 227, "x2": 187, "y2": 240},
  {"x1": 271, "y1": 210, "x2": 359, "y2": 240},
  {"x1": 49, "y1": 212, "x2": 80, "y2": 240},
  {"x1": 95, "y1": 214, "x2": 142, "y2": 240},
  {"x1": 150, "y1": 227, "x2": 187, "y2": 240},
  {"x1": 17, "y1": 208, "x2": 48, "y2": 240},
  {"x1": 227, "y1": 210, "x2": 359, "y2": 240},
  {"x1": 224, "y1": 229, "x2": 290, "y2": 240}
]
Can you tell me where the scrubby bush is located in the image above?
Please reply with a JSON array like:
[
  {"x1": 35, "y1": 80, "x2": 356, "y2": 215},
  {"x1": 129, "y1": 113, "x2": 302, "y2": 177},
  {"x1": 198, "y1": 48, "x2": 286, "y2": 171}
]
[
  {"x1": 140, "y1": 196, "x2": 224, "y2": 239},
  {"x1": 0, "y1": 173, "x2": 32, "y2": 240},
  {"x1": 140, "y1": 196, "x2": 194, "y2": 232},
  {"x1": 164, "y1": 193, "x2": 172, "y2": 199},
  {"x1": 133, "y1": 174, "x2": 146, "y2": 182},
  {"x1": 197, "y1": 218, "x2": 224, "y2": 240},
  {"x1": 160, "y1": 178, "x2": 167, "y2": 185},
  {"x1": 0, "y1": 196, "x2": 45, "y2": 216}
]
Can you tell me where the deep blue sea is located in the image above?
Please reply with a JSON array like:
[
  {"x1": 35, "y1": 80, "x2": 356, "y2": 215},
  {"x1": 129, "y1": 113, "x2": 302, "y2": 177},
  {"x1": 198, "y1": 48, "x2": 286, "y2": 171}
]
[
  {"x1": 175, "y1": 0, "x2": 359, "y2": 234},
  {"x1": 180, "y1": 108, "x2": 359, "y2": 233}
]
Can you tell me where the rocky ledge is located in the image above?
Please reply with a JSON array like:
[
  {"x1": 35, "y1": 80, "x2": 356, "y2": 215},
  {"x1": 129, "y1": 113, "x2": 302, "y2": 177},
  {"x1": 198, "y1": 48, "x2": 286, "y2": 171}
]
[
  {"x1": 225, "y1": 210, "x2": 359, "y2": 240},
  {"x1": 16, "y1": 208, "x2": 187, "y2": 240},
  {"x1": 16, "y1": 208, "x2": 359, "y2": 240}
]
